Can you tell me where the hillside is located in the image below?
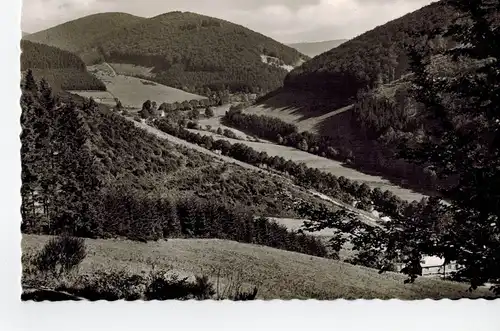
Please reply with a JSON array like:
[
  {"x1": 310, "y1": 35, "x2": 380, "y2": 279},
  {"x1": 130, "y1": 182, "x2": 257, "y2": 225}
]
[
  {"x1": 21, "y1": 79, "x2": 332, "y2": 258},
  {"x1": 287, "y1": 39, "x2": 347, "y2": 58},
  {"x1": 24, "y1": 11, "x2": 308, "y2": 95},
  {"x1": 23, "y1": 12, "x2": 146, "y2": 63},
  {"x1": 284, "y1": 1, "x2": 454, "y2": 109},
  {"x1": 22, "y1": 234, "x2": 491, "y2": 300},
  {"x1": 20, "y1": 40, "x2": 106, "y2": 91}
]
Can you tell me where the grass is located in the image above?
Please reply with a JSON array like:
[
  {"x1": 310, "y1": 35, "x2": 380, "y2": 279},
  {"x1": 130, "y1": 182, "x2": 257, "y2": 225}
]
[
  {"x1": 22, "y1": 234, "x2": 492, "y2": 300},
  {"x1": 72, "y1": 63, "x2": 208, "y2": 110}
]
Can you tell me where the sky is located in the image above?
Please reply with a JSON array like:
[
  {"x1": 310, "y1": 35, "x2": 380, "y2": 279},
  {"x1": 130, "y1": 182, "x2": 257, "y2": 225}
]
[{"x1": 21, "y1": 0, "x2": 435, "y2": 43}]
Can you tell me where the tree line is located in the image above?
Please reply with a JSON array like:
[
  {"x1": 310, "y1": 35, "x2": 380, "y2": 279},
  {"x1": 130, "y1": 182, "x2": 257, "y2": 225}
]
[{"x1": 153, "y1": 116, "x2": 411, "y2": 220}]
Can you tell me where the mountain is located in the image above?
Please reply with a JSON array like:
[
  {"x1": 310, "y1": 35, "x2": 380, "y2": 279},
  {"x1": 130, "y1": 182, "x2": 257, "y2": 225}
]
[
  {"x1": 22, "y1": 31, "x2": 29, "y2": 37},
  {"x1": 284, "y1": 1, "x2": 455, "y2": 109},
  {"x1": 23, "y1": 11, "x2": 308, "y2": 95},
  {"x1": 287, "y1": 39, "x2": 348, "y2": 58},
  {"x1": 23, "y1": 12, "x2": 146, "y2": 63},
  {"x1": 20, "y1": 40, "x2": 106, "y2": 91}
]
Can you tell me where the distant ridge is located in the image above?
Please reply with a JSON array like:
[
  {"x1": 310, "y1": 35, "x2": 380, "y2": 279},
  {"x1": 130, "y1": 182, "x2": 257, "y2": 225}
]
[{"x1": 287, "y1": 39, "x2": 348, "y2": 58}]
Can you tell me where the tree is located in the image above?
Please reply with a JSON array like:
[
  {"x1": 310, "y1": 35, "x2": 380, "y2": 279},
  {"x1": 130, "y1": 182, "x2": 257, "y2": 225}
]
[
  {"x1": 398, "y1": 0, "x2": 500, "y2": 292},
  {"x1": 114, "y1": 99, "x2": 123, "y2": 113},
  {"x1": 189, "y1": 108, "x2": 200, "y2": 120},
  {"x1": 23, "y1": 69, "x2": 37, "y2": 92},
  {"x1": 205, "y1": 107, "x2": 215, "y2": 118},
  {"x1": 298, "y1": 139, "x2": 308, "y2": 152},
  {"x1": 140, "y1": 100, "x2": 152, "y2": 119}
]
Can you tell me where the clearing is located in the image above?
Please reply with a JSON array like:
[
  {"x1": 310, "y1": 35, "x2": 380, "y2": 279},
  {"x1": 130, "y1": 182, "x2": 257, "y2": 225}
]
[
  {"x1": 22, "y1": 234, "x2": 490, "y2": 300},
  {"x1": 70, "y1": 63, "x2": 207, "y2": 110}
]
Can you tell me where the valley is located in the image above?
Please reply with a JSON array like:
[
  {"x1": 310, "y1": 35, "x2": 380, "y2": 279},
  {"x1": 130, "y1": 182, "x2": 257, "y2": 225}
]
[{"x1": 18, "y1": 0, "x2": 500, "y2": 301}]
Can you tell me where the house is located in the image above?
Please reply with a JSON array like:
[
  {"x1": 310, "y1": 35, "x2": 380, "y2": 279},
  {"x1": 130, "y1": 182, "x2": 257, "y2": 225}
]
[
  {"x1": 394, "y1": 255, "x2": 460, "y2": 278},
  {"x1": 421, "y1": 256, "x2": 459, "y2": 277}
]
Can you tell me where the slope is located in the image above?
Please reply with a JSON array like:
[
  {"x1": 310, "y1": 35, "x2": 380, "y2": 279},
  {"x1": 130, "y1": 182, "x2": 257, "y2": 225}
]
[
  {"x1": 23, "y1": 12, "x2": 146, "y2": 63},
  {"x1": 25, "y1": 11, "x2": 308, "y2": 95},
  {"x1": 284, "y1": 1, "x2": 454, "y2": 109},
  {"x1": 287, "y1": 39, "x2": 348, "y2": 58},
  {"x1": 20, "y1": 40, "x2": 106, "y2": 91},
  {"x1": 22, "y1": 234, "x2": 492, "y2": 300}
]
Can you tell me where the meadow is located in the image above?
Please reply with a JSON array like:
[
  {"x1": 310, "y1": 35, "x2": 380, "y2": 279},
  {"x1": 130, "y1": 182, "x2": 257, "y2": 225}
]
[
  {"x1": 22, "y1": 234, "x2": 490, "y2": 300},
  {"x1": 70, "y1": 63, "x2": 207, "y2": 110}
]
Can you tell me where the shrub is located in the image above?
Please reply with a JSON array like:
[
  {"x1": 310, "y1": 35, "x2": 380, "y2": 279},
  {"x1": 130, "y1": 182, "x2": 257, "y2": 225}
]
[
  {"x1": 144, "y1": 272, "x2": 215, "y2": 300},
  {"x1": 33, "y1": 235, "x2": 86, "y2": 276}
]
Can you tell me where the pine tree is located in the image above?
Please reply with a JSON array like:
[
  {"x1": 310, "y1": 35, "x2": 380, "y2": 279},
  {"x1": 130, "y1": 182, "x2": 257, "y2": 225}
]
[{"x1": 23, "y1": 69, "x2": 37, "y2": 92}]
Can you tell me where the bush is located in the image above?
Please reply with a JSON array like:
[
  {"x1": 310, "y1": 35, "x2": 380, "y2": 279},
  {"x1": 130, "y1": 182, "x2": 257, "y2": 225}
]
[{"x1": 33, "y1": 235, "x2": 86, "y2": 276}]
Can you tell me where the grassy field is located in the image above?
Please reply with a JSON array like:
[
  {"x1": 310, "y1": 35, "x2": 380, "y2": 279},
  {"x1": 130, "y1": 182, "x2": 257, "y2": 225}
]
[
  {"x1": 70, "y1": 63, "x2": 207, "y2": 110},
  {"x1": 186, "y1": 128, "x2": 425, "y2": 202},
  {"x1": 22, "y1": 234, "x2": 491, "y2": 300},
  {"x1": 245, "y1": 101, "x2": 353, "y2": 135}
]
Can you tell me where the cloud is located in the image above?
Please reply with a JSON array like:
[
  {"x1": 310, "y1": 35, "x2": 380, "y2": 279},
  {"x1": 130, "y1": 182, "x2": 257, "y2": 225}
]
[{"x1": 22, "y1": 0, "x2": 434, "y2": 42}]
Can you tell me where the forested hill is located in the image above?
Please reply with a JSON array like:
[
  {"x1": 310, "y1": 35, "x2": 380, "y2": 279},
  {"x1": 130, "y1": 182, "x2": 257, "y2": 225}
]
[
  {"x1": 20, "y1": 40, "x2": 106, "y2": 91},
  {"x1": 23, "y1": 11, "x2": 307, "y2": 95},
  {"x1": 23, "y1": 12, "x2": 146, "y2": 63},
  {"x1": 284, "y1": 1, "x2": 455, "y2": 108}
]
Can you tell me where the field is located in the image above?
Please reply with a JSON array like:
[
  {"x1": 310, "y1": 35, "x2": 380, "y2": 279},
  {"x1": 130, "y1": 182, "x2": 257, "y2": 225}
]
[
  {"x1": 22, "y1": 234, "x2": 491, "y2": 300},
  {"x1": 70, "y1": 63, "x2": 207, "y2": 110}
]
